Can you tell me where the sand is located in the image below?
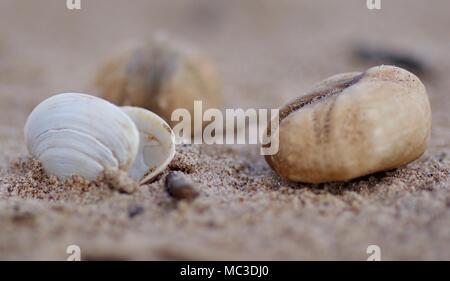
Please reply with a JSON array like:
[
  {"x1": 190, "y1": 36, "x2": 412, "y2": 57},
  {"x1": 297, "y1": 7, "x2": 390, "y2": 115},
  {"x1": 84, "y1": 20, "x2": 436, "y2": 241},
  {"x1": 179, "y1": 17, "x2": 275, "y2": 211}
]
[{"x1": 0, "y1": 0, "x2": 449, "y2": 260}]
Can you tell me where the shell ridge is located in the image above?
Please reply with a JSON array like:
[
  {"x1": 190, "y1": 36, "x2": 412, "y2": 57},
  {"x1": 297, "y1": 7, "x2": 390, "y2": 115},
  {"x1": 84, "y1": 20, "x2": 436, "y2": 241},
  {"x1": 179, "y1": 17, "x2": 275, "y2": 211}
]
[{"x1": 31, "y1": 128, "x2": 119, "y2": 168}]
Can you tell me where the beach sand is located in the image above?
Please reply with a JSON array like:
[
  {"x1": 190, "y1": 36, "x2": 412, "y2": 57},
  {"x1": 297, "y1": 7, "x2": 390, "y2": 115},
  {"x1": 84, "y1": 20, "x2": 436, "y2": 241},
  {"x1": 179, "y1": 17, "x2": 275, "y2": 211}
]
[{"x1": 0, "y1": 0, "x2": 449, "y2": 260}]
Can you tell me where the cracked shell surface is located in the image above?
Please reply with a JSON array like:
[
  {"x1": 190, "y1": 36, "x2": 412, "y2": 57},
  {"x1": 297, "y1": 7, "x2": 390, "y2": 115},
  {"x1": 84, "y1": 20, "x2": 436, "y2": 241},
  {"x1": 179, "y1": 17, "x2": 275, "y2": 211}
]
[{"x1": 265, "y1": 65, "x2": 432, "y2": 183}]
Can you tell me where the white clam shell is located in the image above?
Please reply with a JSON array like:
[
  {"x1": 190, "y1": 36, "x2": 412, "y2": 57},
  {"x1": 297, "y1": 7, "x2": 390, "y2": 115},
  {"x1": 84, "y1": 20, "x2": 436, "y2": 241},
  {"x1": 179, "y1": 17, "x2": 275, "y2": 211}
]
[
  {"x1": 122, "y1": 106, "x2": 176, "y2": 184},
  {"x1": 24, "y1": 93, "x2": 140, "y2": 181}
]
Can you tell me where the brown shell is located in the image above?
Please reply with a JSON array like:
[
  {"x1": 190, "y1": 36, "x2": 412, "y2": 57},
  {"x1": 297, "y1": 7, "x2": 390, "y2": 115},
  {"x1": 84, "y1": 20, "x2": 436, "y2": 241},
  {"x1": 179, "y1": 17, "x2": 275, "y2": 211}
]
[
  {"x1": 95, "y1": 37, "x2": 223, "y2": 129},
  {"x1": 265, "y1": 65, "x2": 431, "y2": 183}
]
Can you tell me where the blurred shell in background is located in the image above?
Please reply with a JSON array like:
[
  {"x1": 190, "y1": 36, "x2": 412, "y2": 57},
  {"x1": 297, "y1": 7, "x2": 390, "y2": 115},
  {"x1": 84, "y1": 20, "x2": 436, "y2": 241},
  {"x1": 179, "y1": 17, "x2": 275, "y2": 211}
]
[{"x1": 96, "y1": 34, "x2": 223, "y2": 131}]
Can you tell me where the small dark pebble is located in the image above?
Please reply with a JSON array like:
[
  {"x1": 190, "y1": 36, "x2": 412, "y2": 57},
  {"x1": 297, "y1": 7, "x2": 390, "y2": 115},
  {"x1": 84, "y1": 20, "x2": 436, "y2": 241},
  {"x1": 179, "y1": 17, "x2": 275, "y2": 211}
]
[
  {"x1": 10, "y1": 206, "x2": 36, "y2": 223},
  {"x1": 165, "y1": 171, "x2": 199, "y2": 201},
  {"x1": 128, "y1": 205, "x2": 144, "y2": 218},
  {"x1": 354, "y1": 45, "x2": 429, "y2": 76},
  {"x1": 12, "y1": 212, "x2": 36, "y2": 223}
]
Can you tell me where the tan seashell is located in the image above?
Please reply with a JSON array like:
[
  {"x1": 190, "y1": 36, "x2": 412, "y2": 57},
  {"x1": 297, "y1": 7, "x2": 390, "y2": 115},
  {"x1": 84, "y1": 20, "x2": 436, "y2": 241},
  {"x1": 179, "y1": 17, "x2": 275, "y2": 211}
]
[{"x1": 265, "y1": 65, "x2": 431, "y2": 183}]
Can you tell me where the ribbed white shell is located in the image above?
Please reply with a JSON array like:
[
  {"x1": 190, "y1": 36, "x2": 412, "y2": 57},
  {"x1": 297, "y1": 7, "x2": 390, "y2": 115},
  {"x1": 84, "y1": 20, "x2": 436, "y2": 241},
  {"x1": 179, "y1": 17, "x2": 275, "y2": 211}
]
[
  {"x1": 24, "y1": 93, "x2": 140, "y2": 180},
  {"x1": 122, "y1": 106, "x2": 176, "y2": 184}
]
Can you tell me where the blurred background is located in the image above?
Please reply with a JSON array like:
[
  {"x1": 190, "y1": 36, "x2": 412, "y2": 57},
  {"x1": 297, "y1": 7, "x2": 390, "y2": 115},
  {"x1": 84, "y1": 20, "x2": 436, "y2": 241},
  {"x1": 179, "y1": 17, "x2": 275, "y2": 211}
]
[
  {"x1": 0, "y1": 0, "x2": 449, "y2": 260},
  {"x1": 0, "y1": 0, "x2": 449, "y2": 162},
  {"x1": 0, "y1": 0, "x2": 450, "y2": 140}
]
